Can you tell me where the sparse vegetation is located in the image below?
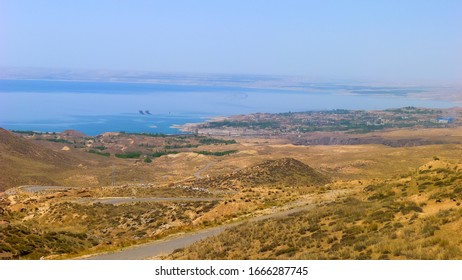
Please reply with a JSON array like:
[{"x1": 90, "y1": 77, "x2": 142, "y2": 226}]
[
  {"x1": 2, "y1": 111, "x2": 462, "y2": 260},
  {"x1": 191, "y1": 107, "x2": 460, "y2": 138},
  {"x1": 0, "y1": 199, "x2": 218, "y2": 259},
  {"x1": 166, "y1": 160, "x2": 462, "y2": 260},
  {"x1": 115, "y1": 151, "x2": 142, "y2": 159},
  {"x1": 44, "y1": 138, "x2": 73, "y2": 144},
  {"x1": 150, "y1": 150, "x2": 178, "y2": 158},
  {"x1": 198, "y1": 137, "x2": 237, "y2": 145},
  {"x1": 165, "y1": 144, "x2": 199, "y2": 149},
  {"x1": 195, "y1": 150, "x2": 238, "y2": 156},
  {"x1": 0, "y1": 224, "x2": 99, "y2": 259},
  {"x1": 11, "y1": 130, "x2": 44, "y2": 135}
]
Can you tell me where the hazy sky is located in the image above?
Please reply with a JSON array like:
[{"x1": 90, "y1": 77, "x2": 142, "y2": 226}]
[{"x1": 1, "y1": 0, "x2": 461, "y2": 84}]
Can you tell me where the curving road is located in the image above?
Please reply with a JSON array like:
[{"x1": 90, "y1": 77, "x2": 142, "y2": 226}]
[
  {"x1": 82, "y1": 196, "x2": 220, "y2": 205},
  {"x1": 82, "y1": 204, "x2": 321, "y2": 260},
  {"x1": 82, "y1": 225, "x2": 233, "y2": 260},
  {"x1": 80, "y1": 187, "x2": 360, "y2": 260},
  {"x1": 18, "y1": 185, "x2": 72, "y2": 193}
]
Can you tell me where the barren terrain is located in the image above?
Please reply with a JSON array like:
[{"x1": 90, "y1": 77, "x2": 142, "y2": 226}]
[{"x1": 2, "y1": 107, "x2": 462, "y2": 259}]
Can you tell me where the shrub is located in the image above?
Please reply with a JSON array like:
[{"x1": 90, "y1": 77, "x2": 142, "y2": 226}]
[
  {"x1": 115, "y1": 151, "x2": 142, "y2": 158},
  {"x1": 421, "y1": 222, "x2": 440, "y2": 237},
  {"x1": 195, "y1": 150, "x2": 238, "y2": 156},
  {"x1": 150, "y1": 150, "x2": 178, "y2": 158},
  {"x1": 198, "y1": 137, "x2": 237, "y2": 145}
]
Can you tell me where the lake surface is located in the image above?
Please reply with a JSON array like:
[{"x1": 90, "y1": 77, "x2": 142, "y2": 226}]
[{"x1": 0, "y1": 79, "x2": 455, "y2": 135}]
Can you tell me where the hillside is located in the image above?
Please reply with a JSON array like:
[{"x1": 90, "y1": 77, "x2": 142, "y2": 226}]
[
  {"x1": 0, "y1": 157, "x2": 331, "y2": 259},
  {"x1": 185, "y1": 158, "x2": 332, "y2": 226},
  {"x1": 190, "y1": 158, "x2": 331, "y2": 190},
  {"x1": 167, "y1": 159, "x2": 462, "y2": 260},
  {"x1": 0, "y1": 128, "x2": 77, "y2": 191},
  {"x1": 3, "y1": 123, "x2": 462, "y2": 260},
  {"x1": 0, "y1": 128, "x2": 72, "y2": 163}
]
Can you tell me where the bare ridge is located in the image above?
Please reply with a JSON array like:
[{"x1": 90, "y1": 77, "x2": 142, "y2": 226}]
[{"x1": 192, "y1": 157, "x2": 330, "y2": 190}]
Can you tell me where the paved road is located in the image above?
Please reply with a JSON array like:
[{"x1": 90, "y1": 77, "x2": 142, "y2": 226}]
[
  {"x1": 83, "y1": 226, "x2": 233, "y2": 260},
  {"x1": 83, "y1": 197, "x2": 220, "y2": 205},
  {"x1": 80, "y1": 187, "x2": 361, "y2": 260},
  {"x1": 81, "y1": 204, "x2": 317, "y2": 260},
  {"x1": 18, "y1": 185, "x2": 72, "y2": 193}
]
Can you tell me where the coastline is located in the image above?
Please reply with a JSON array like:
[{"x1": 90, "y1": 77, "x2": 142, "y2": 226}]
[
  {"x1": 2, "y1": 78, "x2": 460, "y2": 136},
  {"x1": 171, "y1": 116, "x2": 229, "y2": 133}
]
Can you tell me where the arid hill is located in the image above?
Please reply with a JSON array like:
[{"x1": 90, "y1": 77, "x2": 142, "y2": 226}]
[
  {"x1": 167, "y1": 159, "x2": 462, "y2": 260},
  {"x1": 62, "y1": 130, "x2": 87, "y2": 138},
  {"x1": 0, "y1": 128, "x2": 72, "y2": 163},
  {"x1": 190, "y1": 158, "x2": 330, "y2": 190},
  {"x1": 0, "y1": 128, "x2": 78, "y2": 191}
]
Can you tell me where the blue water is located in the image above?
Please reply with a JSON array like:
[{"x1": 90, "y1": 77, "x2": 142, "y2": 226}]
[
  {"x1": 0, "y1": 79, "x2": 456, "y2": 136},
  {"x1": 0, "y1": 79, "x2": 279, "y2": 94}
]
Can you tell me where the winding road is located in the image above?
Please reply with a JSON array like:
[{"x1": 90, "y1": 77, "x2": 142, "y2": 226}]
[
  {"x1": 81, "y1": 188, "x2": 357, "y2": 260},
  {"x1": 81, "y1": 196, "x2": 220, "y2": 205},
  {"x1": 18, "y1": 185, "x2": 73, "y2": 193},
  {"x1": 83, "y1": 225, "x2": 233, "y2": 260}
]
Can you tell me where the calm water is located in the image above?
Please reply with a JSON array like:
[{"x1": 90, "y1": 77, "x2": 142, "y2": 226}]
[{"x1": 0, "y1": 79, "x2": 455, "y2": 135}]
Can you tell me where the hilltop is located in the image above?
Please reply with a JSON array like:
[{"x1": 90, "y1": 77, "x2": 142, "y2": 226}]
[{"x1": 190, "y1": 158, "x2": 330, "y2": 190}]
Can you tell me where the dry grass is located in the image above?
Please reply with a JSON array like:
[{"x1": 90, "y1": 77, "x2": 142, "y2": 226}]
[
  {"x1": 3, "y1": 127, "x2": 462, "y2": 259},
  {"x1": 166, "y1": 160, "x2": 462, "y2": 260},
  {"x1": 0, "y1": 199, "x2": 218, "y2": 259}
]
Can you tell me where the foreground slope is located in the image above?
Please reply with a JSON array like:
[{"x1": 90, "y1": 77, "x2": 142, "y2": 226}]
[
  {"x1": 0, "y1": 128, "x2": 77, "y2": 191},
  {"x1": 167, "y1": 159, "x2": 462, "y2": 260},
  {"x1": 0, "y1": 156, "x2": 330, "y2": 259}
]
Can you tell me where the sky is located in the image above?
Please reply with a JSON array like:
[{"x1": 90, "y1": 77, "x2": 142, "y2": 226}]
[{"x1": 0, "y1": 0, "x2": 461, "y2": 84}]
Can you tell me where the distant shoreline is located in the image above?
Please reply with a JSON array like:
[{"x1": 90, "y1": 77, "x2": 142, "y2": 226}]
[
  {"x1": 6, "y1": 106, "x2": 462, "y2": 138},
  {"x1": 1, "y1": 78, "x2": 459, "y2": 135}
]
